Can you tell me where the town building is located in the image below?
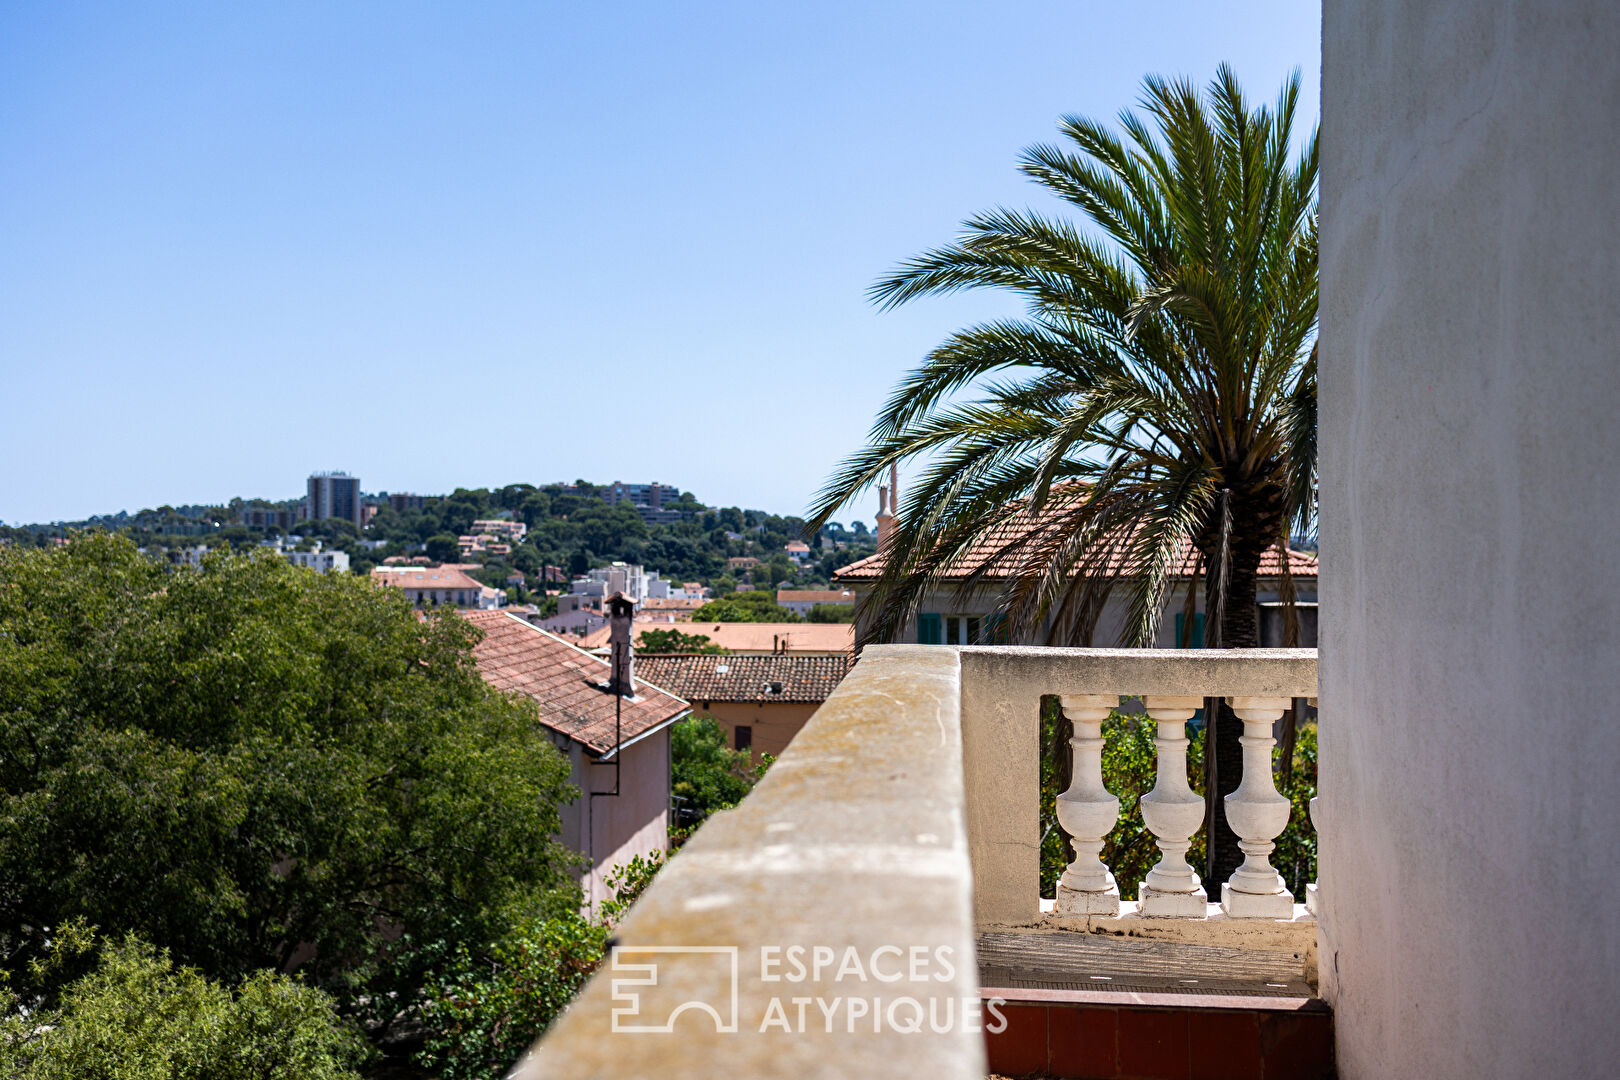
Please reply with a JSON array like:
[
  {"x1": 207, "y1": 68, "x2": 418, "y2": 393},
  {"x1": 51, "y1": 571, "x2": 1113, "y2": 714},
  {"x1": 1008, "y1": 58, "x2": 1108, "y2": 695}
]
[
  {"x1": 774, "y1": 588, "x2": 856, "y2": 618},
  {"x1": 601, "y1": 481, "x2": 686, "y2": 524},
  {"x1": 556, "y1": 564, "x2": 675, "y2": 619},
  {"x1": 238, "y1": 505, "x2": 298, "y2": 531},
  {"x1": 386, "y1": 493, "x2": 427, "y2": 513},
  {"x1": 635, "y1": 653, "x2": 852, "y2": 759},
  {"x1": 833, "y1": 501, "x2": 1317, "y2": 647},
  {"x1": 464, "y1": 609, "x2": 689, "y2": 909},
  {"x1": 304, "y1": 472, "x2": 362, "y2": 527},
  {"x1": 370, "y1": 566, "x2": 503, "y2": 609},
  {"x1": 285, "y1": 547, "x2": 350, "y2": 574},
  {"x1": 470, "y1": 518, "x2": 527, "y2": 542},
  {"x1": 783, "y1": 541, "x2": 812, "y2": 563}
]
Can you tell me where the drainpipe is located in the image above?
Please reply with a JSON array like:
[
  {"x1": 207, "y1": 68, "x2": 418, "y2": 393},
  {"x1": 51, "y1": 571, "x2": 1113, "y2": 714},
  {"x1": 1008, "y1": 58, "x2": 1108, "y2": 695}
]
[{"x1": 589, "y1": 592, "x2": 635, "y2": 902}]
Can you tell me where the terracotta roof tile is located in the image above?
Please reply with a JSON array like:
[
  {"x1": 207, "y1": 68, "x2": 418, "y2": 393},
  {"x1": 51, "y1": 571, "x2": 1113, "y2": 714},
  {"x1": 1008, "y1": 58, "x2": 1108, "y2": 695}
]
[
  {"x1": 583, "y1": 620, "x2": 855, "y2": 654},
  {"x1": 464, "y1": 610, "x2": 689, "y2": 756},
  {"x1": 372, "y1": 566, "x2": 486, "y2": 591},
  {"x1": 833, "y1": 518, "x2": 1317, "y2": 582},
  {"x1": 776, "y1": 589, "x2": 856, "y2": 604},
  {"x1": 636, "y1": 653, "x2": 852, "y2": 705}
]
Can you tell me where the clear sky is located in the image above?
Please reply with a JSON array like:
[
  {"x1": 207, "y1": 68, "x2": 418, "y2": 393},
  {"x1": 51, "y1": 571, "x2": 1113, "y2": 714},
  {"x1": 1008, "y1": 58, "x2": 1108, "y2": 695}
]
[{"x1": 0, "y1": 1, "x2": 1320, "y2": 525}]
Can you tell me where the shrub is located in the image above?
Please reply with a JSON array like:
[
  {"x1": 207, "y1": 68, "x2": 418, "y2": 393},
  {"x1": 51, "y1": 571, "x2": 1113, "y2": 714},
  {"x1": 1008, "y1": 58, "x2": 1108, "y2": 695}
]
[
  {"x1": 415, "y1": 913, "x2": 607, "y2": 1080},
  {"x1": 414, "y1": 853, "x2": 670, "y2": 1080}
]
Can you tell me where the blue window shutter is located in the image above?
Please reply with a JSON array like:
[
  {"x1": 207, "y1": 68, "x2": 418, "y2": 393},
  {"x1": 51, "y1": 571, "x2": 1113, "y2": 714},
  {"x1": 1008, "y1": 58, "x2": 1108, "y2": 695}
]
[
  {"x1": 917, "y1": 613, "x2": 942, "y2": 645},
  {"x1": 983, "y1": 613, "x2": 1007, "y2": 644},
  {"x1": 1175, "y1": 612, "x2": 1206, "y2": 649}
]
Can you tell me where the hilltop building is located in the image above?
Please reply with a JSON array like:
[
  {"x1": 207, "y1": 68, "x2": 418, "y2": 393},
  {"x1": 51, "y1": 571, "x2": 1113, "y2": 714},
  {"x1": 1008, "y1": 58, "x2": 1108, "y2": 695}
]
[{"x1": 305, "y1": 472, "x2": 361, "y2": 528}]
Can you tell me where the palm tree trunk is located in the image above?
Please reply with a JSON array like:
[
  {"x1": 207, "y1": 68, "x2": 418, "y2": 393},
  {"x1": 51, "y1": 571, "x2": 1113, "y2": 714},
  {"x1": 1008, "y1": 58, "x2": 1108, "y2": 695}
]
[{"x1": 1202, "y1": 549, "x2": 1263, "y2": 891}]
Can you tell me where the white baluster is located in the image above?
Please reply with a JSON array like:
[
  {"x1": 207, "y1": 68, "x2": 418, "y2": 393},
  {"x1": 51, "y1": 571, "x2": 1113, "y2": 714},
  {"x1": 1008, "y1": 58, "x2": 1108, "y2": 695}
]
[
  {"x1": 1221, "y1": 696, "x2": 1296, "y2": 917},
  {"x1": 1055, "y1": 694, "x2": 1120, "y2": 915},
  {"x1": 1138, "y1": 696, "x2": 1209, "y2": 917},
  {"x1": 1304, "y1": 793, "x2": 1320, "y2": 916}
]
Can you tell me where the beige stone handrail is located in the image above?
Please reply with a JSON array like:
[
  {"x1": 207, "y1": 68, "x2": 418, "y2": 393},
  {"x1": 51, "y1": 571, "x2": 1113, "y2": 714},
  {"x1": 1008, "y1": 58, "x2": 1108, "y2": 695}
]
[
  {"x1": 513, "y1": 644, "x2": 985, "y2": 1079},
  {"x1": 515, "y1": 644, "x2": 1317, "y2": 1076}
]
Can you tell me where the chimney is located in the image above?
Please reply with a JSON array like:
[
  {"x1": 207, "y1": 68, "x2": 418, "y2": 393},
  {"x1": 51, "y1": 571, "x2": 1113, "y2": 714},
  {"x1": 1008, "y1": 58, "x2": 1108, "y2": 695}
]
[
  {"x1": 875, "y1": 466, "x2": 899, "y2": 548},
  {"x1": 607, "y1": 592, "x2": 635, "y2": 694}
]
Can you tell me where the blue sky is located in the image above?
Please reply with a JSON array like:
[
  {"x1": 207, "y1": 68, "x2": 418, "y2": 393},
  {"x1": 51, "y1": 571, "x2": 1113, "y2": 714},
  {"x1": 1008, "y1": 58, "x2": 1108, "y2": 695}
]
[{"x1": 0, "y1": 1, "x2": 1319, "y2": 525}]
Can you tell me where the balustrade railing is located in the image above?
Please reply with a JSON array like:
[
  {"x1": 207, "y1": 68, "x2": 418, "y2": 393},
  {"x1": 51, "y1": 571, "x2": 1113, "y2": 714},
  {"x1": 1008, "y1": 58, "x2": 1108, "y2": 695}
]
[{"x1": 1055, "y1": 691, "x2": 1311, "y2": 920}]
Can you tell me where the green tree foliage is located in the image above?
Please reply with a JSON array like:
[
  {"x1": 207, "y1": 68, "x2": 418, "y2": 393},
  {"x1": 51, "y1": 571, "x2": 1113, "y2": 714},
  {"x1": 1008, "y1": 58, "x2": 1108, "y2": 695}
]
[
  {"x1": 425, "y1": 533, "x2": 461, "y2": 563},
  {"x1": 635, "y1": 629, "x2": 726, "y2": 654},
  {"x1": 0, "y1": 536, "x2": 578, "y2": 1030},
  {"x1": 413, "y1": 852, "x2": 668, "y2": 1080},
  {"x1": 670, "y1": 717, "x2": 770, "y2": 826},
  {"x1": 690, "y1": 590, "x2": 801, "y2": 623},
  {"x1": 414, "y1": 913, "x2": 607, "y2": 1080},
  {"x1": 0, "y1": 926, "x2": 368, "y2": 1080},
  {"x1": 1038, "y1": 699, "x2": 1316, "y2": 900},
  {"x1": 806, "y1": 603, "x2": 855, "y2": 623}
]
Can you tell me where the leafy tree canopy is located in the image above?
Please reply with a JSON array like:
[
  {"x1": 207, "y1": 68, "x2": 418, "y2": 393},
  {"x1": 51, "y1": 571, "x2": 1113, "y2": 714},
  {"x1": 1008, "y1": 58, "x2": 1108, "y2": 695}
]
[
  {"x1": 0, "y1": 535, "x2": 578, "y2": 1029},
  {"x1": 635, "y1": 629, "x2": 726, "y2": 654},
  {"x1": 690, "y1": 590, "x2": 801, "y2": 623},
  {"x1": 670, "y1": 717, "x2": 769, "y2": 826}
]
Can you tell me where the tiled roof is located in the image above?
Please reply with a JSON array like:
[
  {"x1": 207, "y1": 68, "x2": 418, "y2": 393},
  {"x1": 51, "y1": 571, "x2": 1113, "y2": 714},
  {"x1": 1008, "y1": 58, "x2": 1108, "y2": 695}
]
[
  {"x1": 776, "y1": 589, "x2": 856, "y2": 604},
  {"x1": 636, "y1": 653, "x2": 853, "y2": 705},
  {"x1": 464, "y1": 610, "x2": 689, "y2": 756},
  {"x1": 833, "y1": 520, "x2": 1318, "y2": 582},
  {"x1": 582, "y1": 620, "x2": 855, "y2": 654},
  {"x1": 640, "y1": 596, "x2": 705, "y2": 610},
  {"x1": 372, "y1": 566, "x2": 485, "y2": 591}
]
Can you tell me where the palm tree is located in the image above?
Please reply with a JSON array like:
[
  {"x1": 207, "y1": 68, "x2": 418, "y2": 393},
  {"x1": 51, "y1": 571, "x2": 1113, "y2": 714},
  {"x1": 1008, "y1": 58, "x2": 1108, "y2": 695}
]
[{"x1": 808, "y1": 66, "x2": 1317, "y2": 885}]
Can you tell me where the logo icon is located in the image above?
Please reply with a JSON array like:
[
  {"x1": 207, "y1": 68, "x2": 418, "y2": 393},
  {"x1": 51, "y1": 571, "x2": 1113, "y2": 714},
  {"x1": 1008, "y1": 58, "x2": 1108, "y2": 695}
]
[{"x1": 610, "y1": 945, "x2": 740, "y2": 1033}]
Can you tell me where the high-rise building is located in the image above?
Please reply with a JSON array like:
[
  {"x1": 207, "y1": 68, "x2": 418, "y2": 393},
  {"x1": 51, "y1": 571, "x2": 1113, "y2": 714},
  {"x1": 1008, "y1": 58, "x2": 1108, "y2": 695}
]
[{"x1": 305, "y1": 472, "x2": 361, "y2": 527}]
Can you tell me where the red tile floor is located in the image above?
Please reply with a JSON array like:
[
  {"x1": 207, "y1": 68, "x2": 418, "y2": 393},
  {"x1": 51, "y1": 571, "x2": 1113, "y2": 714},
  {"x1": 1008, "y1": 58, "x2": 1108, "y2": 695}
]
[{"x1": 982, "y1": 988, "x2": 1333, "y2": 1080}]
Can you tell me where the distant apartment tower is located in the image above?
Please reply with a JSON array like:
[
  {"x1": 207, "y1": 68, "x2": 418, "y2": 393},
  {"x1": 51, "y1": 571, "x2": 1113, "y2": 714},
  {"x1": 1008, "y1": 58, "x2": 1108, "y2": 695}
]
[
  {"x1": 239, "y1": 506, "x2": 298, "y2": 531},
  {"x1": 305, "y1": 472, "x2": 362, "y2": 527},
  {"x1": 388, "y1": 493, "x2": 426, "y2": 513},
  {"x1": 604, "y1": 481, "x2": 686, "y2": 524}
]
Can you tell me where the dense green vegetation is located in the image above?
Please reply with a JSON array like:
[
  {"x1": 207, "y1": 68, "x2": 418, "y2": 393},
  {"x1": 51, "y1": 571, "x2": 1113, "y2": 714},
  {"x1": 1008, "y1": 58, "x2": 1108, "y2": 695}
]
[
  {"x1": 670, "y1": 717, "x2": 771, "y2": 828},
  {"x1": 689, "y1": 589, "x2": 801, "y2": 623},
  {"x1": 1, "y1": 924, "x2": 368, "y2": 1080},
  {"x1": 0, "y1": 536, "x2": 582, "y2": 1065},
  {"x1": 635, "y1": 628, "x2": 726, "y2": 654}
]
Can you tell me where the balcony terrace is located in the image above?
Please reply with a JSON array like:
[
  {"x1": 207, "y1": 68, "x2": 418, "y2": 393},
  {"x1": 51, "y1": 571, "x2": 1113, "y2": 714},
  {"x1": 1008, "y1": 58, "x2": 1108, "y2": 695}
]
[{"x1": 515, "y1": 644, "x2": 1328, "y2": 1079}]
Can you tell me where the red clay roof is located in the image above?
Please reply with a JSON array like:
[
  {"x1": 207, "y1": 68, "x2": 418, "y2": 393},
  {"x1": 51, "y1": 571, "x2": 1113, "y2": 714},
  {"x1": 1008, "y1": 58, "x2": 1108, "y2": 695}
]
[
  {"x1": 372, "y1": 566, "x2": 485, "y2": 591},
  {"x1": 636, "y1": 653, "x2": 852, "y2": 705},
  {"x1": 464, "y1": 610, "x2": 689, "y2": 756},
  {"x1": 776, "y1": 589, "x2": 856, "y2": 604},
  {"x1": 833, "y1": 524, "x2": 1317, "y2": 582},
  {"x1": 581, "y1": 620, "x2": 854, "y2": 654}
]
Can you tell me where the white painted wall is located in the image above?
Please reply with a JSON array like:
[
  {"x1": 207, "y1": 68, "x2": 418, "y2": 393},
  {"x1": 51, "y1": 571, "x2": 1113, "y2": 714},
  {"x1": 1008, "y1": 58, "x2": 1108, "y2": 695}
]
[{"x1": 1320, "y1": 3, "x2": 1620, "y2": 1075}]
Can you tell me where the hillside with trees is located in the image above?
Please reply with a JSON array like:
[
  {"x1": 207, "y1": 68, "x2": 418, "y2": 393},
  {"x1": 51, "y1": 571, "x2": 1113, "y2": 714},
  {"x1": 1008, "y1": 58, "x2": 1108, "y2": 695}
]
[{"x1": 1, "y1": 482, "x2": 877, "y2": 593}]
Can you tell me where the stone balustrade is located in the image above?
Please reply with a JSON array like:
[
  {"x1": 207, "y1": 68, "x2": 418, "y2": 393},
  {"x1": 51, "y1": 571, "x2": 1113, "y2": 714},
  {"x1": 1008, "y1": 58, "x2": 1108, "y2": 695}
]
[{"x1": 516, "y1": 644, "x2": 1318, "y2": 1077}]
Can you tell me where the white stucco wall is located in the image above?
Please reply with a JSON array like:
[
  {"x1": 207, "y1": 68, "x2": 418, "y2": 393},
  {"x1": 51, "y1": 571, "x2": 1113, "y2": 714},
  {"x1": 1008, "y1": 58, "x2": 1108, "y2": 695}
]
[{"x1": 1320, "y1": 3, "x2": 1620, "y2": 1076}]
